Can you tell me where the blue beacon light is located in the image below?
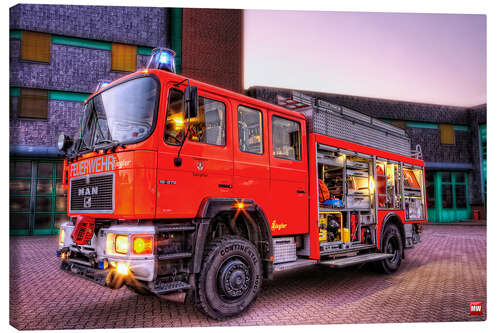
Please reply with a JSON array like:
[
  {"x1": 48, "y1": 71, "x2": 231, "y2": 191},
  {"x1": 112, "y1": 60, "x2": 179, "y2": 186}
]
[{"x1": 147, "y1": 48, "x2": 176, "y2": 73}]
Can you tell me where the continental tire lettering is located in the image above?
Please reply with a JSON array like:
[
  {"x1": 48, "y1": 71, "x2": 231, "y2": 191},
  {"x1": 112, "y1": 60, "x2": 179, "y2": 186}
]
[
  {"x1": 219, "y1": 244, "x2": 258, "y2": 265},
  {"x1": 253, "y1": 274, "x2": 261, "y2": 291}
]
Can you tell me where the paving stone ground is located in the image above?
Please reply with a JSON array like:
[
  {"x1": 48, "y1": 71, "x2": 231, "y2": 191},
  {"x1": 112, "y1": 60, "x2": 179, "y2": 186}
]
[{"x1": 9, "y1": 224, "x2": 486, "y2": 329}]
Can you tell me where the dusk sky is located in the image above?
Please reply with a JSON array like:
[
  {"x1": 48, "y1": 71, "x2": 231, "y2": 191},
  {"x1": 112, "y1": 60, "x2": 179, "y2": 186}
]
[{"x1": 244, "y1": 10, "x2": 486, "y2": 107}]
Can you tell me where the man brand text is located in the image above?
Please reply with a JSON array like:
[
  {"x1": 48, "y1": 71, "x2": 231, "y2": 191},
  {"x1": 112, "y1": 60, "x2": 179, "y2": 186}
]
[
  {"x1": 71, "y1": 155, "x2": 115, "y2": 177},
  {"x1": 78, "y1": 187, "x2": 98, "y2": 196}
]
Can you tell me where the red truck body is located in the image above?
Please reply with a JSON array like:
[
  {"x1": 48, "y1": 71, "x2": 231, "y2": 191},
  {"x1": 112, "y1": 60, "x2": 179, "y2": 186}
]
[{"x1": 58, "y1": 50, "x2": 426, "y2": 320}]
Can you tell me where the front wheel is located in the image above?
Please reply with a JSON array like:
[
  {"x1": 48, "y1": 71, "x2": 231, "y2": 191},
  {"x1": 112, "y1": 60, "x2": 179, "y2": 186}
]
[
  {"x1": 196, "y1": 235, "x2": 262, "y2": 320},
  {"x1": 375, "y1": 223, "x2": 403, "y2": 274}
]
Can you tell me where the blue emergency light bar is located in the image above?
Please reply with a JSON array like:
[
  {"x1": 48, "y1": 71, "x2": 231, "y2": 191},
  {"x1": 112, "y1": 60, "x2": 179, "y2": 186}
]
[{"x1": 147, "y1": 48, "x2": 176, "y2": 73}]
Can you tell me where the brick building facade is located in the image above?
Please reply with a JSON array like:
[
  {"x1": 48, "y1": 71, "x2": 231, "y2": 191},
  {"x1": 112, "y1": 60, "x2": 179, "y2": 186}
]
[
  {"x1": 9, "y1": 4, "x2": 243, "y2": 235},
  {"x1": 247, "y1": 87, "x2": 487, "y2": 223}
]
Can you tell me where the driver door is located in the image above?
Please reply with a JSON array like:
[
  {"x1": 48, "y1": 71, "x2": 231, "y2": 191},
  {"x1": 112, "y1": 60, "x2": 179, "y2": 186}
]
[{"x1": 157, "y1": 85, "x2": 234, "y2": 218}]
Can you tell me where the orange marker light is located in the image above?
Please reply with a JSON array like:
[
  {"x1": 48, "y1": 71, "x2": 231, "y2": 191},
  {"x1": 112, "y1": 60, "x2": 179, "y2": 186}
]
[
  {"x1": 234, "y1": 201, "x2": 246, "y2": 210},
  {"x1": 133, "y1": 236, "x2": 153, "y2": 255}
]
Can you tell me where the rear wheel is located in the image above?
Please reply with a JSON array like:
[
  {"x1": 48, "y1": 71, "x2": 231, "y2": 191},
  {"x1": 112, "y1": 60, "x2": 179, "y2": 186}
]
[
  {"x1": 196, "y1": 235, "x2": 262, "y2": 320},
  {"x1": 374, "y1": 223, "x2": 403, "y2": 273}
]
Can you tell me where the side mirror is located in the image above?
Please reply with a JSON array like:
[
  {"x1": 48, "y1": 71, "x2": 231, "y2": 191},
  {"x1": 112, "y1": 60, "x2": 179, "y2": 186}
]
[{"x1": 184, "y1": 86, "x2": 198, "y2": 118}]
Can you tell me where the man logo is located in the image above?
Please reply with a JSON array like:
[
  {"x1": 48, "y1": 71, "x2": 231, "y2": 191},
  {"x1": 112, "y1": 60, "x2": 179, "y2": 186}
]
[
  {"x1": 197, "y1": 161, "x2": 204, "y2": 171},
  {"x1": 78, "y1": 187, "x2": 98, "y2": 196},
  {"x1": 83, "y1": 197, "x2": 92, "y2": 208}
]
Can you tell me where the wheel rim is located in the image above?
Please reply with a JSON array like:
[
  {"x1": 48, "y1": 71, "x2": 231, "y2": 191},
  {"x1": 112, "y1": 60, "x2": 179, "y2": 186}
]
[
  {"x1": 217, "y1": 257, "x2": 251, "y2": 299},
  {"x1": 386, "y1": 235, "x2": 400, "y2": 263}
]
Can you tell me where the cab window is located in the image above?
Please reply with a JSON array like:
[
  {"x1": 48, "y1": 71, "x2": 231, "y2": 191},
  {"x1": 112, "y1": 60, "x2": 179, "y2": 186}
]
[
  {"x1": 164, "y1": 90, "x2": 226, "y2": 147},
  {"x1": 189, "y1": 97, "x2": 226, "y2": 146},
  {"x1": 272, "y1": 116, "x2": 301, "y2": 161},
  {"x1": 238, "y1": 105, "x2": 263, "y2": 154},
  {"x1": 164, "y1": 88, "x2": 184, "y2": 145}
]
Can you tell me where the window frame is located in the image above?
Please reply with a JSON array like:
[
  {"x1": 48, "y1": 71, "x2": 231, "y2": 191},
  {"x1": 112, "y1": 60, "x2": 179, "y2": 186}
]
[
  {"x1": 81, "y1": 74, "x2": 161, "y2": 151},
  {"x1": 237, "y1": 104, "x2": 264, "y2": 155},
  {"x1": 111, "y1": 43, "x2": 138, "y2": 73},
  {"x1": 271, "y1": 115, "x2": 302, "y2": 162},
  {"x1": 439, "y1": 124, "x2": 455, "y2": 145},
  {"x1": 18, "y1": 88, "x2": 49, "y2": 120},
  {"x1": 164, "y1": 87, "x2": 185, "y2": 146},
  {"x1": 10, "y1": 159, "x2": 68, "y2": 235},
  {"x1": 164, "y1": 88, "x2": 228, "y2": 148},
  {"x1": 20, "y1": 31, "x2": 51, "y2": 63}
]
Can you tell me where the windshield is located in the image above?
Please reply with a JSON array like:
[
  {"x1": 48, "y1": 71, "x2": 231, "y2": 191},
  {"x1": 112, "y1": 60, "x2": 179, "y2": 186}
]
[{"x1": 77, "y1": 76, "x2": 159, "y2": 152}]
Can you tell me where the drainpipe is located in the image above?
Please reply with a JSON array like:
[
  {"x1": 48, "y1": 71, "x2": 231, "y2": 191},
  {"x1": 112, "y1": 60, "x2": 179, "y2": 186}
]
[{"x1": 169, "y1": 8, "x2": 183, "y2": 74}]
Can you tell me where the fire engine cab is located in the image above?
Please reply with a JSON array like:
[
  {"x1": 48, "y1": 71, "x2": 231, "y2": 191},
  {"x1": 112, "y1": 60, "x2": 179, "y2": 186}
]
[{"x1": 57, "y1": 48, "x2": 426, "y2": 320}]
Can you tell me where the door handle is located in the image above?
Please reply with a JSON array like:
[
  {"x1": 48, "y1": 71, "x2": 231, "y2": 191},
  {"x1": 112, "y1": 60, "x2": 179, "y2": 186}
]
[
  {"x1": 297, "y1": 190, "x2": 306, "y2": 194},
  {"x1": 218, "y1": 184, "x2": 233, "y2": 189}
]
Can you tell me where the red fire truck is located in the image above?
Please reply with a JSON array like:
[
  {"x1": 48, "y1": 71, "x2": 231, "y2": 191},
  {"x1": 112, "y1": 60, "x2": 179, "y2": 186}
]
[{"x1": 57, "y1": 48, "x2": 426, "y2": 320}]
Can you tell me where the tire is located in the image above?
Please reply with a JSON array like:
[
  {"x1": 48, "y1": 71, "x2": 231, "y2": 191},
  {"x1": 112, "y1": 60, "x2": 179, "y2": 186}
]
[
  {"x1": 374, "y1": 223, "x2": 403, "y2": 274},
  {"x1": 196, "y1": 235, "x2": 262, "y2": 320}
]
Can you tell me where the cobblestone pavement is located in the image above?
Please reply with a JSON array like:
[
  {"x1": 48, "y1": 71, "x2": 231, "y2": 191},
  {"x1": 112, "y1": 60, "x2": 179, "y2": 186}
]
[{"x1": 10, "y1": 224, "x2": 486, "y2": 329}]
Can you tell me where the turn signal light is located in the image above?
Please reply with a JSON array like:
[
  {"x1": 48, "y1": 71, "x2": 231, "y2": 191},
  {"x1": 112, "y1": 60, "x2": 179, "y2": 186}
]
[
  {"x1": 133, "y1": 236, "x2": 153, "y2": 255},
  {"x1": 115, "y1": 235, "x2": 129, "y2": 254}
]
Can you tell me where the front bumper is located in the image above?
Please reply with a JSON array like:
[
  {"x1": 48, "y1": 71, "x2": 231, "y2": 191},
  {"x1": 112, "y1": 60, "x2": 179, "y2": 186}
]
[
  {"x1": 60, "y1": 260, "x2": 109, "y2": 286},
  {"x1": 57, "y1": 221, "x2": 194, "y2": 294}
]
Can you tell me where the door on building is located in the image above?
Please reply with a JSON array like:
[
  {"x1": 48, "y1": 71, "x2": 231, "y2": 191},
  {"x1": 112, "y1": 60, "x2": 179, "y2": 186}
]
[
  {"x1": 10, "y1": 158, "x2": 68, "y2": 235},
  {"x1": 426, "y1": 171, "x2": 471, "y2": 223}
]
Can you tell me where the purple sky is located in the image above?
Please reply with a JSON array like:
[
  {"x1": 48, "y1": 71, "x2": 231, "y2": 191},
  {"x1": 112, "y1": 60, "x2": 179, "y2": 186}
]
[{"x1": 244, "y1": 10, "x2": 486, "y2": 107}]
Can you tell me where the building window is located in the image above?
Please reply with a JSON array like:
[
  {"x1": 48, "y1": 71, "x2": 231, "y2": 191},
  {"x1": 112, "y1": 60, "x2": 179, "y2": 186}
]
[
  {"x1": 112, "y1": 43, "x2": 137, "y2": 72},
  {"x1": 238, "y1": 105, "x2": 263, "y2": 154},
  {"x1": 18, "y1": 88, "x2": 48, "y2": 119},
  {"x1": 440, "y1": 171, "x2": 468, "y2": 210},
  {"x1": 454, "y1": 172, "x2": 467, "y2": 208},
  {"x1": 480, "y1": 124, "x2": 486, "y2": 200},
  {"x1": 10, "y1": 159, "x2": 67, "y2": 235},
  {"x1": 20, "y1": 31, "x2": 51, "y2": 63},
  {"x1": 440, "y1": 124, "x2": 455, "y2": 145},
  {"x1": 272, "y1": 116, "x2": 301, "y2": 161}
]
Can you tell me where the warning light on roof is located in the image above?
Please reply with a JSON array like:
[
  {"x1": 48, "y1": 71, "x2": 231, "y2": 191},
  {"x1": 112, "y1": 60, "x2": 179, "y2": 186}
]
[{"x1": 147, "y1": 48, "x2": 176, "y2": 73}]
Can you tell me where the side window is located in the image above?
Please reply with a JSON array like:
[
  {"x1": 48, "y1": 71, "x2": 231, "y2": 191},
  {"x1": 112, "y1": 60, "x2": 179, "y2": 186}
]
[
  {"x1": 164, "y1": 88, "x2": 184, "y2": 145},
  {"x1": 238, "y1": 105, "x2": 263, "y2": 154},
  {"x1": 188, "y1": 97, "x2": 226, "y2": 146},
  {"x1": 272, "y1": 116, "x2": 301, "y2": 161}
]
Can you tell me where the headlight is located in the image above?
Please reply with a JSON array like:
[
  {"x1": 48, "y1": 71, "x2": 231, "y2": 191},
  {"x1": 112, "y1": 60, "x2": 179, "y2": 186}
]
[
  {"x1": 115, "y1": 235, "x2": 129, "y2": 254},
  {"x1": 106, "y1": 233, "x2": 129, "y2": 255},
  {"x1": 59, "y1": 228, "x2": 65, "y2": 246}
]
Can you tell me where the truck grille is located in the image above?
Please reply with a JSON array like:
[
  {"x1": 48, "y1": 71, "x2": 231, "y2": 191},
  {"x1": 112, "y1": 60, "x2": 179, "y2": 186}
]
[{"x1": 70, "y1": 173, "x2": 114, "y2": 213}]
